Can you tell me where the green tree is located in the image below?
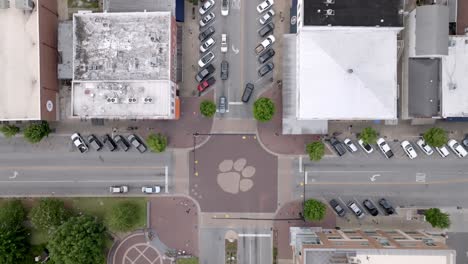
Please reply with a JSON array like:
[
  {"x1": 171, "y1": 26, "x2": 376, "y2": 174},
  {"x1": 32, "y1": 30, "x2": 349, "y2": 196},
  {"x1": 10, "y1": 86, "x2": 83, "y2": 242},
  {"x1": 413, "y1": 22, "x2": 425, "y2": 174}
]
[
  {"x1": 30, "y1": 198, "x2": 69, "y2": 231},
  {"x1": 0, "y1": 226, "x2": 29, "y2": 264},
  {"x1": 423, "y1": 127, "x2": 448, "y2": 147},
  {"x1": 303, "y1": 199, "x2": 326, "y2": 222},
  {"x1": 23, "y1": 121, "x2": 51, "y2": 144},
  {"x1": 253, "y1": 97, "x2": 275, "y2": 122},
  {"x1": 425, "y1": 208, "x2": 451, "y2": 229},
  {"x1": 0, "y1": 199, "x2": 26, "y2": 229},
  {"x1": 147, "y1": 133, "x2": 168, "y2": 153},
  {"x1": 107, "y1": 202, "x2": 141, "y2": 232},
  {"x1": 199, "y1": 100, "x2": 216, "y2": 117},
  {"x1": 48, "y1": 215, "x2": 106, "y2": 264},
  {"x1": 306, "y1": 141, "x2": 325, "y2": 161},
  {"x1": 0, "y1": 125, "x2": 20, "y2": 138},
  {"x1": 359, "y1": 127, "x2": 378, "y2": 144}
]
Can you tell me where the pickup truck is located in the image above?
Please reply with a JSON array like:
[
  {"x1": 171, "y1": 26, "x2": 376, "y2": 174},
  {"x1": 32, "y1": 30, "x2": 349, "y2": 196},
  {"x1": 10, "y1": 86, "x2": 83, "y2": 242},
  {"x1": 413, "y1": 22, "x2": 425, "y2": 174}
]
[
  {"x1": 377, "y1": 138, "x2": 394, "y2": 159},
  {"x1": 255, "y1": 35, "x2": 275, "y2": 55}
]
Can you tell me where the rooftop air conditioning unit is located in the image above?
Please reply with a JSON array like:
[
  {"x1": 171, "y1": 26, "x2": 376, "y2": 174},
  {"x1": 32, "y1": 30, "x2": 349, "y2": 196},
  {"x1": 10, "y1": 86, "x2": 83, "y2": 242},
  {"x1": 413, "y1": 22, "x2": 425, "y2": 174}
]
[
  {"x1": 106, "y1": 97, "x2": 119, "y2": 103},
  {"x1": 15, "y1": 0, "x2": 34, "y2": 10},
  {"x1": 144, "y1": 97, "x2": 154, "y2": 104},
  {"x1": 127, "y1": 98, "x2": 137, "y2": 103},
  {"x1": 448, "y1": 82, "x2": 457, "y2": 90},
  {"x1": 0, "y1": 0, "x2": 10, "y2": 9}
]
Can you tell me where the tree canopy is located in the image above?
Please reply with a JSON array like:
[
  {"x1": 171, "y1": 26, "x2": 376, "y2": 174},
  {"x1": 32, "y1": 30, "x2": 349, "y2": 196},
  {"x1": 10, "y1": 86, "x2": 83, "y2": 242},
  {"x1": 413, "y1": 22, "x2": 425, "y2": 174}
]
[
  {"x1": 23, "y1": 121, "x2": 51, "y2": 144},
  {"x1": 199, "y1": 100, "x2": 216, "y2": 118},
  {"x1": 0, "y1": 125, "x2": 20, "y2": 138},
  {"x1": 423, "y1": 128, "x2": 448, "y2": 147},
  {"x1": 253, "y1": 98, "x2": 275, "y2": 122},
  {"x1": 30, "y1": 198, "x2": 69, "y2": 231},
  {"x1": 48, "y1": 215, "x2": 106, "y2": 264},
  {"x1": 306, "y1": 141, "x2": 325, "y2": 161},
  {"x1": 303, "y1": 199, "x2": 326, "y2": 222},
  {"x1": 107, "y1": 202, "x2": 142, "y2": 232},
  {"x1": 0, "y1": 200, "x2": 29, "y2": 264},
  {"x1": 425, "y1": 208, "x2": 451, "y2": 229},
  {"x1": 358, "y1": 127, "x2": 378, "y2": 144},
  {"x1": 0, "y1": 199, "x2": 26, "y2": 229},
  {"x1": 147, "y1": 133, "x2": 168, "y2": 153}
]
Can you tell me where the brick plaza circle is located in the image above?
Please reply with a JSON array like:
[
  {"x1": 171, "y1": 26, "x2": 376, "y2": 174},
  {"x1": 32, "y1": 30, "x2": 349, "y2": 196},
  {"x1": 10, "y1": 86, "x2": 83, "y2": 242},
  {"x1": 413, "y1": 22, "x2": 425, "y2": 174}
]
[{"x1": 112, "y1": 233, "x2": 163, "y2": 264}]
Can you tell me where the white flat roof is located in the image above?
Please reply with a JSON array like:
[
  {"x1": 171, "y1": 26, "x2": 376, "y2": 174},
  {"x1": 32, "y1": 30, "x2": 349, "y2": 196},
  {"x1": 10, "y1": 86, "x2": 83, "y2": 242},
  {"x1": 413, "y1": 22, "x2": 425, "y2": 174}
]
[
  {"x1": 441, "y1": 36, "x2": 468, "y2": 117},
  {"x1": 0, "y1": 1, "x2": 40, "y2": 120},
  {"x1": 297, "y1": 27, "x2": 400, "y2": 120},
  {"x1": 355, "y1": 253, "x2": 448, "y2": 264}
]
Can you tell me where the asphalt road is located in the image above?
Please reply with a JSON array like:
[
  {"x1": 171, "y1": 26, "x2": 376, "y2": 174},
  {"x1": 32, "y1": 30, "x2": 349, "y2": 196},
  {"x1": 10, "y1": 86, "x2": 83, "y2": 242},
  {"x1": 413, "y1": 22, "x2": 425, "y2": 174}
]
[{"x1": 295, "y1": 156, "x2": 468, "y2": 208}]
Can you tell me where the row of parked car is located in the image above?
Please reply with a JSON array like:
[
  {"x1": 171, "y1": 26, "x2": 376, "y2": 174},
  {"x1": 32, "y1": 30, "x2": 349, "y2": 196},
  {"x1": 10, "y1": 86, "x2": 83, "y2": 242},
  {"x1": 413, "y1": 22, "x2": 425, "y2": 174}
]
[
  {"x1": 330, "y1": 198, "x2": 395, "y2": 219},
  {"x1": 109, "y1": 185, "x2": 162, "y2": 194},
  {"x1": 255, "y1": 0, "x2": 276, "y2": 78},
  {"x1": 70, "y1": 133, "x2": 147, "y2": 153},
  {"x1": 329, "y1": 136, "x2": 468, "y2": 159}
]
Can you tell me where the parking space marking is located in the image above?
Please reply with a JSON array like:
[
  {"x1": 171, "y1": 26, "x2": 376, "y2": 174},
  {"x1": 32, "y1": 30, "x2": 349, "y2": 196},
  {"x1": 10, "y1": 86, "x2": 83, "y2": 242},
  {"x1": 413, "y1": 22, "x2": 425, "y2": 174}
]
[
  {"x1": 229, "y1": 101, "x2": 243, "y2": 105},
  {"x1": 416, "y1": 172, "x2": 426, "y2": 183}
]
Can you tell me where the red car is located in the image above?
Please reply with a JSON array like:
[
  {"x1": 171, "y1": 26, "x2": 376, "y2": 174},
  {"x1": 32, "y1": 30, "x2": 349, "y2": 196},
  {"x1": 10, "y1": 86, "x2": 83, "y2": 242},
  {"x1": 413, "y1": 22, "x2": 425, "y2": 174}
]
[{"x1": 197, "y1": 76, "x2": 216, "y2": 92}]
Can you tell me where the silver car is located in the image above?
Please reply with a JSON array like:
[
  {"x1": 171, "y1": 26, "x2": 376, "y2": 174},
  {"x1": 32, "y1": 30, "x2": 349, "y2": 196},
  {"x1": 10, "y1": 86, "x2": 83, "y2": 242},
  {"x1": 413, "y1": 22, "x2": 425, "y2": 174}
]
[{"x1": 218, "y1": 96, "x2": 227, "y2": 114}]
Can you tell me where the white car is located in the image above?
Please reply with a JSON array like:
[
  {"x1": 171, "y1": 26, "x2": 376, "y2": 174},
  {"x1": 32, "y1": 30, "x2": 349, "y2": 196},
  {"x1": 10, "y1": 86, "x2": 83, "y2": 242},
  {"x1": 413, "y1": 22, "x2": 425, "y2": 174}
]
[
  {"x1": 401, "y1": 140, "x2": 418, "y2": 159},
  {"x1": 221, "y1": 34, "x2": 228, "y2": 53},
  {"x1": 358, "y1": 139, "x2": 374, "y2": 154},
  {"x1": 198, "y1": 51, "x2": 215, "y2": 67},
  {"x1": 377, "y1": 138, "x2": 394, "y2": 159},
  {"x1": 199, "y1": 0, "x2": 214, "y2": 15},
  {"x1": 257, "y1": 0, "x2": 274, "y2": 13},
  {"x1": 259, "y1": 10, "x2": 275, "y2": 25},
  {"x1": 416, "y1": 138, "x2": 433, "y2": 155},
  {"x1": 436, "y1": 145, "x2": 450, "y2": 158},
  {"x1": 221, "y1": 0, "x2": 229, "y2": 16},
  {"x1": 142, "y1": 186, "x2": 161, "y2": 194},
  {"x1": 448, "y1": 139, "x2": 468, "y2": 158},
  {"x1": 343, "y1": 138, "x2": 358, "y2": 153},
  {"x1": 200, "y1": 37, "x2": 215, "y2": 53},
  {"x1": 71, "y1": 133, "x2": 89, "y2": 153},
  {"x1": 199, "y1": 12, "x2": 215, "y2": 27},
  {"x1": 109, "y1": 186, "x2": 128, "y2": 193}
]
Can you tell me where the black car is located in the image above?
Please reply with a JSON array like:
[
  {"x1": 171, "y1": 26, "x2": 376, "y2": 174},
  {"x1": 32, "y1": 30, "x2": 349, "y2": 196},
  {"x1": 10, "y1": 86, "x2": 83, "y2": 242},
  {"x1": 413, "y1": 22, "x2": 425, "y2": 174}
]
[
  {"x1": 329, "y1": 199, "x2": 346, "y2": 217},
  {"x1": 199, "y1": 26, "x2": 215, "y2": 41},
  {"x1": 220, "y1": 60, "x2": 229, "y2": 80},
  {"x1": 258, "y1": 22, "x2": 274, "y2": 37},
  {"x1": 114, "y1": 135, "x2": 130, "y2": 152},
  {"x1": 102, "y1": 134, "x2": 117, "y2": 151},
  {"x1": 195, "y1": 64, "x2": 215, "y2": 82},
  {"x1": 87, "y1": 134, "x2": 103, "y2": 151},
  {"x1": 241, "y1": 83, "x2": 254, "y2": 103},
  {"x1": 378, "y1": 198, "x2": 395, "y2": 215},
  {"x1": 362, "y1": 199, "x2": 379, "y2": 216},
  {"x1": 330, "y1": 137, "x2": 346, "y2": 156},
  {"x1": 258, "y1": 48, "x2": 275, "y2": 64},
  {"x1": 258, "y1": 62, "x2": 274, "y2": 77}
]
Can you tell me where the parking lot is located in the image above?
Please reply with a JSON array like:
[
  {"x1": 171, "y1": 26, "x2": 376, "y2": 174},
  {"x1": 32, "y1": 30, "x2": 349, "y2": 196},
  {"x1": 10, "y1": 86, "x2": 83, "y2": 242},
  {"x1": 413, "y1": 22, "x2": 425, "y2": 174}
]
[{"x1": 196, "y1": 0, "x2": 279, "y2": 118}]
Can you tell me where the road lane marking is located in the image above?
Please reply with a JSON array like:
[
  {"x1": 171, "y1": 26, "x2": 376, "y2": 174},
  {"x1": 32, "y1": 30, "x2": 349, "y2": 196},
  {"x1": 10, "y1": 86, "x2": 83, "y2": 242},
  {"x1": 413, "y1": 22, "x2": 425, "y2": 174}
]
[
  {"x1": 304, "y1": 171, "x2": 308, "y2": 184},
  {"x1": 165, "y1": 166, "x2": 169, "y2": 193},
  {"x1": 0, "y1": 179, "x2": 165, "y2": 183},
  {"x1": 306, "y1": 170, "x2": 394, "y2": 173},
  {"x1": 238, "y1": 234, "x2": 271, "y2": 237},
  {"x1": 9, "y1": 171, "x2": 18, "y2": 179},
  {"x1": 0, "y1": 166, "x2": 167, "y2": 170},
  {"x1": 229, "y1": 101, "x2": 244, "y2": 105},
  {"x1": 306, "y1": 178, "x2": 468, "y2": 185},
  {"x1": 370, "y1": 174, "x2": 381, "y2": 182},
  {"x1": 416, "y1": 173, "x2": 426, "y2": 183},
  {"x1": 299, "y1": 157, "x2": 303, "y2": 172}
]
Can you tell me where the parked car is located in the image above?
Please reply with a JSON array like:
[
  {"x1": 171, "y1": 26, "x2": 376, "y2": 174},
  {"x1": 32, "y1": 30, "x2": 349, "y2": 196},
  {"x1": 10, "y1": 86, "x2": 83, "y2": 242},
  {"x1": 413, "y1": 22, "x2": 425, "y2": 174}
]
[
  {"x1": 259, "y1": 9, "x2": 275, "y2": 24},
  {"x1": 462, "y1": 134, "x2": 468, "y2": 149},
  {"x1": 198, "y1": 51, "x2": 215, "y2": 67},
  {"x1": 330, "y1": 137, "x2": 346, "y2": 156},
  {"x1": 109, "y1": 186, "x2": 128, "y2": 193},
  {"x1": 195, "y1": 64, "x2": 215, "y2": 82},
  {"x1": 200, "y1": 37, "x2": 215, "y2": 53},
  {"x1": 199, "y1": 0, "x2": 214, "y2": 15},
  {"x1": 362, "y1": 199, "x2": 379, "y2": 216},
  {"x1": 71, "y1": 133, "x2": 88, "y2": 153},
  {"x1": 401, "y1": 140, "x2": 418, "y2": 159},
  {"x1": 416, "y1": 138, "x2": 433, "y2": 156},
  {"x1": 258, "y1": 48, "x2": 275, "y2": 64},
  {"x1": 358, "y1": 139, "x2": 374, "y2": 154},
  {"x1": 128, "y1": 134, "x2": 147, "y2": 153},
  {"x1": 378, "y1": 198, "x2": 395, "y2": 215},
  {"x1": 347, "y1": 201, "x2": 364, "y2": 218},
  {"x1": 241, "y1": 83, "x2": 254, "y2": 103},
  {"x1": 255, "y1": 35, "x2": 275, "y2": 54},
  {"x1": 221, "y1": 0, "x2": 229, "y2": 16},
  {"x1": 258, "y1": 62, "x2": 274, "y2": 77},
  {"x1": 329, "y1": 199, "x2": 346, "y2": 217},
  {"x1": 141, "y1": 186, "x2": 161, "y2": 194},
  {"x1": 221, "y1": 60, "x2": 229, "y2": 80},
  {"x1": 87, "y1": 134, "x2": 103, "y2": 151},
  {"x1": 258, "y1": 22, "x2": 274, "y2": 37},
  {"x1": 436, "y1": 144, "x2": 450, "y2": 158},
  {"x1": 103, "y1": 134, "x2": 117, "y2": 151},
  {"x1": 199, "y1": 26, "x2": 215, "y2": 41},
  {"x1": 197, "y1": 76, "x2": 216, "y2": 92},
  {"x1": 377, "y1": 138, "x2": 394, "y2": 159},
  {"x1": 221, "y1": 34, "x2": 228, "y2": 53},
  {"x1": 257, "y1": 0, "x2": 274, "y2": 13},
  {"x1": 199, "y1": 12, "x2": 215, "y2": 27},
  {"x1": 343, "y1": 138, "x2": 358, "y2": 153},
  {"x1": 114, "y1": 135, "x2": 130, "y2": 152},
  {"x1": 448, "y1": 139, "x2": 467, "y2": 158},
  {"x1": 218, "y1": 96, "x2": 227, "y2": 114}
]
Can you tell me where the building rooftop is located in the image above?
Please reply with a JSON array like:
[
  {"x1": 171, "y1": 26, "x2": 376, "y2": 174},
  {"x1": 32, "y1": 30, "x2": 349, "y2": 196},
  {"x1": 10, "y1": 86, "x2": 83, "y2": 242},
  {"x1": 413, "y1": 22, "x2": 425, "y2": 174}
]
[
  {"x1": 441, "y1": 36, "x2": 468, "y2": 117},
  {"x1": 0, "y1": 1, "x2": 40, "y2": 120},
  {"x1": 73, "y1": 12, "x2": 171, "y2": 81},
  {"x1": 303, "y1": 0, "x2": 403, "y2": 27},
  {"x1": 408, "y1": 58, "x2": 440, "y2": 117},
  {"x1": 103, "y1": 0, "x2": 175, "y2": 14},
  {"x1": 297, "y1": 27, "x2": 400, "y2": 120}
]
